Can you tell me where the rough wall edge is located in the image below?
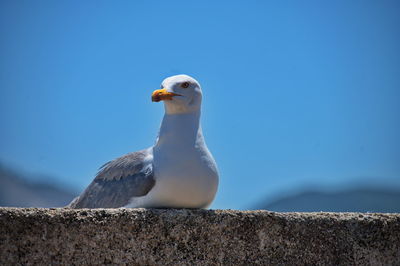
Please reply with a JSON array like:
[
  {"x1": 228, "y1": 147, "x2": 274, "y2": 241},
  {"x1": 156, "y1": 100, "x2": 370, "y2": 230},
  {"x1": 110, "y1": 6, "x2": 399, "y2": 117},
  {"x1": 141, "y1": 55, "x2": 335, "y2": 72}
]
[
  {"x1": 1, "y1": 206, "x2": 399, "y2": 217},
  {"x1": 1, "y1": 208, "x2": 399, "y2": 265}
]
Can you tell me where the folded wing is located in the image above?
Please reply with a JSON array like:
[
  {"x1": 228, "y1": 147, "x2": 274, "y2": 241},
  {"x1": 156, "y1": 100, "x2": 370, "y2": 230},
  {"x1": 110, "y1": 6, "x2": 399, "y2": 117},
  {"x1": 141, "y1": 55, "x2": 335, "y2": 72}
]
[{"x1": 68, "y1": 149, "x2": 155, "y2": 208}]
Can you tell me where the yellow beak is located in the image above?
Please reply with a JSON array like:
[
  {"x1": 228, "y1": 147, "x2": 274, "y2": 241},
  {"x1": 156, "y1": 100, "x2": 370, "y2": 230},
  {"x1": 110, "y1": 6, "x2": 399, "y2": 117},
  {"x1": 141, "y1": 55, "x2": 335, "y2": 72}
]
[{"x1": 151, "y1": 88, "x2": 181, "y2": 102}]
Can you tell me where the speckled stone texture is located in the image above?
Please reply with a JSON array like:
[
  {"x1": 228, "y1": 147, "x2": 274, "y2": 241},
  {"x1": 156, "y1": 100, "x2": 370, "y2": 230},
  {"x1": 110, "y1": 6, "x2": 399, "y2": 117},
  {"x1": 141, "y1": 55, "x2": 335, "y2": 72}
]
[{"x1": 0, "y1": 208, "x2": 399, "y2": 265}]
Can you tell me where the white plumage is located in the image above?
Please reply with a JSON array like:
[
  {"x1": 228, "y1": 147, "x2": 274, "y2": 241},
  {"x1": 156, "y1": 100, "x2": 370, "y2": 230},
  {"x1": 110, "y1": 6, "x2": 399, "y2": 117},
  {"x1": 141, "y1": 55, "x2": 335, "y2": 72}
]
[{"x1": 69, "y1": 74, "x2": 219, "y2": 209}]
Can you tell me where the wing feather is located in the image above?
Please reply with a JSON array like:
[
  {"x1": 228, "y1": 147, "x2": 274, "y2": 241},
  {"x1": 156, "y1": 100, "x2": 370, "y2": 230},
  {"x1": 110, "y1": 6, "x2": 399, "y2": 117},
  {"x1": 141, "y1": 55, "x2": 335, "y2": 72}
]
[{"x1": 68, "y1": 149, "x2": 155, "y2": 208}]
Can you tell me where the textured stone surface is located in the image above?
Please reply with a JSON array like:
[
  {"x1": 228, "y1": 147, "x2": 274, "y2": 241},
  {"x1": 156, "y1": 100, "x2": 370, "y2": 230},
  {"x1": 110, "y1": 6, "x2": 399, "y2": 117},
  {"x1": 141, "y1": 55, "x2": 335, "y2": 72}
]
[{"x1": 0, "y1": 208, "x2": 399, "y2": 265}]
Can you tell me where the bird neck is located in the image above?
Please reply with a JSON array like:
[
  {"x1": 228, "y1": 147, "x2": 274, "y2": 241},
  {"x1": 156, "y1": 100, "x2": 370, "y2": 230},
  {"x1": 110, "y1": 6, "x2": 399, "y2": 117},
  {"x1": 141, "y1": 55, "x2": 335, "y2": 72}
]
[{"x1": 155, "y1": 110, "x2": 203, "y2": 149}]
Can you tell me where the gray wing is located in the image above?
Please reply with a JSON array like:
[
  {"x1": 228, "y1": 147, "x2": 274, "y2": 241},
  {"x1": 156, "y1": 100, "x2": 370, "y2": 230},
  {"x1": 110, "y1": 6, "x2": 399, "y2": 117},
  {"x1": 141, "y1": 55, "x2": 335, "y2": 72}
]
[{"x1": 68, "y1": 149, "x2": 155, "y2": 208}]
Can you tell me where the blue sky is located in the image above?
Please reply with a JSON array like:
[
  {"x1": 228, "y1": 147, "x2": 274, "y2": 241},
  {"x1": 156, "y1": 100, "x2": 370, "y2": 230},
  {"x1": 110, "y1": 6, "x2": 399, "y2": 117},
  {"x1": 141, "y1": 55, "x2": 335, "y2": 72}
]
[{"x1": 1, "y1": 1, "x2": 399, "y2": 209}]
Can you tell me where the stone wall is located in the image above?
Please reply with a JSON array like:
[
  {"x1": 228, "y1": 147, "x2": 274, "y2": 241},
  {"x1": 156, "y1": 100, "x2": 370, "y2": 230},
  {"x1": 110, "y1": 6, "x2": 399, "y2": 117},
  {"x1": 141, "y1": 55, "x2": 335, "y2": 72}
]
[{"x1": 0, "y1": 208, "x2": 399, "y2": 265}]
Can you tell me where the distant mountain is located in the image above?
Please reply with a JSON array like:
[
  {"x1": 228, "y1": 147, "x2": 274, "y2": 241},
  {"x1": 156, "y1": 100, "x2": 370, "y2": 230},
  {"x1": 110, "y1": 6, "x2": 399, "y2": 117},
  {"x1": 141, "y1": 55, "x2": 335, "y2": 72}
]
[
  {"x1": 255, "y1": 188, "x2": 400, "y2": 213},
  {"x1": 0, "y1": 165, "x2": 78, "y2": 208}
]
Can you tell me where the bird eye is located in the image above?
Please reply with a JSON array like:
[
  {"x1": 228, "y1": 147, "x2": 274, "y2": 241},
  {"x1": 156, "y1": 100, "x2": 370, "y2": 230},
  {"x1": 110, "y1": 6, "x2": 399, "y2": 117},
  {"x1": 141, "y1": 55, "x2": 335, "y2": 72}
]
[{"x1": 181, "y1": 82, "x2": 190, "y2": 89}]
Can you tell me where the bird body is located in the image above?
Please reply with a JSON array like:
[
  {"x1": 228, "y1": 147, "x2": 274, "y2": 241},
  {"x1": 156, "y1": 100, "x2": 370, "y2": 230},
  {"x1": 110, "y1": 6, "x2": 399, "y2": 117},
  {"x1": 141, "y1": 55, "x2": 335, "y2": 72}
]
[{"x1": 68, "y1": 75, "x2": 218, "y2": 209}]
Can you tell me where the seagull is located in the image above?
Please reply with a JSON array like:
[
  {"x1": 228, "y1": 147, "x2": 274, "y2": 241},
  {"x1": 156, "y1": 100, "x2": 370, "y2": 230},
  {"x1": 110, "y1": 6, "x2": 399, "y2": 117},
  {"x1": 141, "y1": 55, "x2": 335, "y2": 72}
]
[{"x1": 68, "y1": 74, "x2": 219, "y2": 209}]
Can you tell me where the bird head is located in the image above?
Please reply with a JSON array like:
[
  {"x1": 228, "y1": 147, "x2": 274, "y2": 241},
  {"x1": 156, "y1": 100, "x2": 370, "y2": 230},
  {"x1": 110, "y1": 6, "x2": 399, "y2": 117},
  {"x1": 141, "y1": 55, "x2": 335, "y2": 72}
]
[{"x1": 152, "y1": 75, "x2": 202, "y2": 114}]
